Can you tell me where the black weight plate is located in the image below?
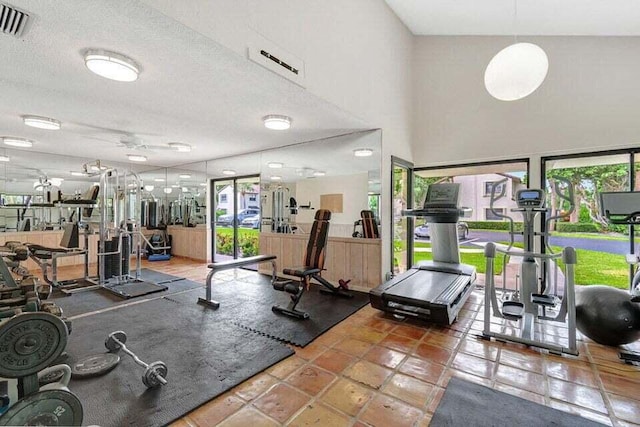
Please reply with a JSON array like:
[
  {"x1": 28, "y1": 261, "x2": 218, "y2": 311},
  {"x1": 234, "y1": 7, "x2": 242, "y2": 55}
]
[
  {"x1": 0, "y1": 312, "x2": 68, "y2": 378},
  {"x1": 0, "y1": 389, "x2": 83, "y2": 426},
  {"x1": 38, "y1": 368, "x2": 65, "y2": 386},
  {"x1": 71, "y1": 353, "x2": 120, "y2": 378}
]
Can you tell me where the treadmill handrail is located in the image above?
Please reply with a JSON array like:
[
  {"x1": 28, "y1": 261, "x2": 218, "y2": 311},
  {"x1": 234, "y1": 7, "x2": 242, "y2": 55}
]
[{"x1": 495, "y1": 247, "x2": 562, "y2": 260}]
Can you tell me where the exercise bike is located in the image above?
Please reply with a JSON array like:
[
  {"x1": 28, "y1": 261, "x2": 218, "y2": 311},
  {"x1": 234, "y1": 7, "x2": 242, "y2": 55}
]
[{"x1": 481, "y1": 178, "x2": 579, "y2": 356}]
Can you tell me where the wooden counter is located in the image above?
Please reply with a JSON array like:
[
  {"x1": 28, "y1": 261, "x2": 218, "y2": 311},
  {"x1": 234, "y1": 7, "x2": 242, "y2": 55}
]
[
  {"x1": 258, "y1": 232, "x2": 382, "y2": 291},
  {"x1": 167, "y1": 225, "x2": 207, "y2": 261}
]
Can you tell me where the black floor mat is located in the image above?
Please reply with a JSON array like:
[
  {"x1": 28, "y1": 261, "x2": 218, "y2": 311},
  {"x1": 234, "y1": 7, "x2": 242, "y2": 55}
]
[
  {"x1": 431, "y1": 377, "x2": 606, "y2": 427},
  {"x1": 66, "y1": 298, "x2": 293, "y2": 427},
  {"x1": 138, "y1": 268, "x2": 186, "y2": 284},
  {"x1": 51, "y1": 279, "x2": 203, "y2": 318},
  {"x1": 101, "y1": 280, "x2": 167, "y2": 299},
  {"x1": 166, "y1": 273, "x2": 370, "y2": 347}
]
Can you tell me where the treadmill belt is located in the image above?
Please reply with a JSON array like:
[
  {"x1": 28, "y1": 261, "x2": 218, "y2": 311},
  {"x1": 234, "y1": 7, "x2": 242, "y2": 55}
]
[
  {"x1": 385, "y1": 270, "x2": 464, "y2": 302},
  {"x1": 103, "y1": 280, "x2": 168, "y2": 299}
]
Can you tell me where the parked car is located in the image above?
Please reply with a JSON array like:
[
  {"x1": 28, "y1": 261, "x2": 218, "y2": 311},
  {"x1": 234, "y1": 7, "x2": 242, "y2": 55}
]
[
  {"x1": 216, "y1": 208, "x2": 260, "y2": 227},
  {"x1": 414, "y1": 222, "x2": 469, "y2": 240},
  {"x1": 241, "y1": 215, "x2": 261, "y2": 229}
]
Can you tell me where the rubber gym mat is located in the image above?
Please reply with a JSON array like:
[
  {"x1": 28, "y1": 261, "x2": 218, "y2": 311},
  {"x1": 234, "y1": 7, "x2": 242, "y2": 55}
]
[
  {"x1": 166, "y1": 273, "x2": 370, "y2": 347},
  {"x1": 51, "y1": 278, "x2": 203, "y2": 318},
  {"x1": 65, "y1": 297, "x2": 294, "y2": 427},
  {"x1": 138, "y1": 268, "x2": 186, "y2": 284},
  {"x1": 431, "y1": 377, "x2": 606, "y2": 427}
]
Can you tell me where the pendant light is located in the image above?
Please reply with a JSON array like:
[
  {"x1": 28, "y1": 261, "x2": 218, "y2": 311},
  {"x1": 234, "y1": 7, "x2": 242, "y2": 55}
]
[{"x1": 484, "y1": 1, "x2": 548, "y2": 101}]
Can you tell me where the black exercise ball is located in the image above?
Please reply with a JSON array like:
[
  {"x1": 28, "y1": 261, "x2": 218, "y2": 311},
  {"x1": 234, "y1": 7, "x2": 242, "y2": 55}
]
[{"x1": 576, "y1": 285, "x2": 640, "y2": 346}]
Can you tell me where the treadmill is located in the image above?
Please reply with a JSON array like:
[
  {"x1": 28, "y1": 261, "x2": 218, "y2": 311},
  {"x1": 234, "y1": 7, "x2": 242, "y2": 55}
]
[{"x1": 370, "y1": 183, "x2": 476, "y2": 325}]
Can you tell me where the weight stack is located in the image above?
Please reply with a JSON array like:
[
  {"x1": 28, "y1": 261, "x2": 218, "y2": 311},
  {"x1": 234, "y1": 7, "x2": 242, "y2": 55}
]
[{"x1": 121, "y1": 235, "x2": 130, "y2": 275}]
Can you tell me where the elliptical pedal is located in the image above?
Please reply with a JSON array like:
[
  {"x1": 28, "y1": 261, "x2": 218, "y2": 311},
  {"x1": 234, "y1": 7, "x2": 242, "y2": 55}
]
[
  {"x1": 531, "y1": 293, "x2": 556, "y2": 307},
  {"x1": 501, "y1": 301, "x2": 524, "y2": 320}
]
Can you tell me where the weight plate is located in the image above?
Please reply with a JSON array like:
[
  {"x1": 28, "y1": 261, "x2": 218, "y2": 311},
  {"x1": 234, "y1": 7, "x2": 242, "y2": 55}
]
[
  {"x1": 0, "y1": 312, "x2": 68, "y2": 378},
  {"x1": 38, "y1": 367, "x2": 65, "y2": 386},
  {"x1": 0, "y1": 389, "x2": 83, "y2": 426},
  {"x1": 71, "y1": 353, "x2": 120, "y2": 378},
  {"x1": 104, "y1": 330, "x2": 127, "y2": 353}
]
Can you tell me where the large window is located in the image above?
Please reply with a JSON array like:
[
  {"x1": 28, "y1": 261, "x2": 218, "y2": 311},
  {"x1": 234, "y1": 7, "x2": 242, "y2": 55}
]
[
  {"x1": 413, "y1": 159, "x2": 529, "y2": 274},
  {"x1": 542, "y1": 150, "x2": 639, "y2": 290}
]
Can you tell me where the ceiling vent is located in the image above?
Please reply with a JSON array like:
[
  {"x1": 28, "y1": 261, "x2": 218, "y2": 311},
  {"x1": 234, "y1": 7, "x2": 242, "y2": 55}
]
[
  {"x1": 0, "y1": 3, "x2": 30, "y2": 38},
  {"x1": 248, "y1": 31, "x2": 305, "y2": 87}
]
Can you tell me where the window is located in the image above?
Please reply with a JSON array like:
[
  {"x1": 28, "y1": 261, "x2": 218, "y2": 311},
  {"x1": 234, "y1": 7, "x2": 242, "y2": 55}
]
[
  {"x1": 485, "y1": 208, "x2": 505, "y2": 220},
  {"x1": 249, "y1": 195, "x2": 256, "y2": 201},
  {"x1": 484, "y1": 181, "x2": 505, "y2": 197},
  {"x1": 220, "y1": 194, "x2": 227, "y2": 203}
]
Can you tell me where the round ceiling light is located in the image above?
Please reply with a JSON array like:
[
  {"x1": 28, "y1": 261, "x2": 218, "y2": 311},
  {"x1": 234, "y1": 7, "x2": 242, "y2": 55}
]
[
  {"x1": 154, "y1": 178, "x2": 165, "y2": 182},
  {"x1": 353, "y1": 148, "x2": 373, "y2": 157},
  {"x1": 23, "y1": 116, "x2": 61, "y2": 130},
  {"x1": 270, "y1": 176, "x2": 282, "y2": 181},
  {"x1": 84, "y1": 50, "x2": 140, "y2": 82},
  {"x1": 0, "y1": 155, "x2": 10, "y2": 162},
  {"x1": 144, "y1": 185, "x2": 154, "y2": 192},
  {"x1": 71, "y1": 171, "x2": 88, "y2": 177},
  {"x1": 127, "y1": 154, "x2": 147, "y2": 162},
  {"x1": 3, "y1": 137, "x2": 33, "y2": 148},
  {"x1": 268, "y1": 162, "x2": 284, "y2": 169},
  {"x1": 222, "y1": 170, "x2": 236, "y2": 176},
  {"x1": 313, "y1": 171, "x2": 326, "y2": 177},
  {"x1": 199, "y1": 182, "x2": 207, "y2": 186},
  {"x1": 484, "y1": 43, "x2": 548, "y2": 101},
  {"x1": 168, "y1": 142, "x2": 192, "y2": 152},
  {"x1": 263, "y1": 115, "x2": 292, "y2": 130},
  {"x1": 163, "y1": 187, "x2": 173, "y2": 194},
  {"x1": 179, "y1": 174, "x2": 191, "y2": 179}
]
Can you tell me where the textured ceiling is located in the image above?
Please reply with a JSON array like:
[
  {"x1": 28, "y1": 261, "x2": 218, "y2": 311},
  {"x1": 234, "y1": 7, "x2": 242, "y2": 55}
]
[
  {"x1": 385, "y1": 0, "x2": 640, "y2": 36},
  {"x1": 0, "y1": 0, "x2": 369, "y2": 168}
]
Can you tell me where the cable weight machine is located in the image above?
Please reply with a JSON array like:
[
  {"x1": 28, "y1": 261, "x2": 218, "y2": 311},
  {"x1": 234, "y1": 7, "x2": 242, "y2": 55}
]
[{"x1": 92, "y1": 169, "x2": 168, "y2": 298}]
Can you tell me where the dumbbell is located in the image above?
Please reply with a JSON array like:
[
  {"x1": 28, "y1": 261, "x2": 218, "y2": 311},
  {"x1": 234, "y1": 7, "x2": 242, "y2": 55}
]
[{"x1": 105, "y1": 331, "x2": 168, "y2": 388}]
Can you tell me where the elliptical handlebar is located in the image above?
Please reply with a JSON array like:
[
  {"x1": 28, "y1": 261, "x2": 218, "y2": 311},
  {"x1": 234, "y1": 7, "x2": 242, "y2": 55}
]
[
  {"x1": 544, "y1": 177, "x2": 575, "y2": 254},
  {"x1": 489, "y1": 177, "x2": 515, "y2": 250}
]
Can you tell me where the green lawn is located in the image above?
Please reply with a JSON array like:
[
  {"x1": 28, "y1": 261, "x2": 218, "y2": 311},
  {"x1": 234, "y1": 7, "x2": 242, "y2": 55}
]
[
  {"x1": 215, "y1": 226, "x2": 259, "y2": 238},
  {"x1": 412, "y1": 241, "x2": 630, "y2": 289}
]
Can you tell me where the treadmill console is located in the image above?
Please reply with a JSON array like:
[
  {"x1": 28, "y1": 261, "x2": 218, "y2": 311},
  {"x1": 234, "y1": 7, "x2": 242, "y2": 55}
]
[
  {"x1": 516, "y1": 189, "x2": 545, "y2": 208},
  {"x1": 425, "y1": 183, "x2": 460, "y2": 208}
]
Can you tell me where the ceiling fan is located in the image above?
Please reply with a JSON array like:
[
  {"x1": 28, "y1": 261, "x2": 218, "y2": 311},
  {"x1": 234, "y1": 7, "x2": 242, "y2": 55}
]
[{"x1": 116, "y1": 135, "x2": 191, "y2": 153}]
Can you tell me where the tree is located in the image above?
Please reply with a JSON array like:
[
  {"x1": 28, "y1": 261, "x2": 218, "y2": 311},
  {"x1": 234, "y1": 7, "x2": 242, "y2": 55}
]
[{"x1": 547, "y1": 164, "x2": 629, "y2": 228}]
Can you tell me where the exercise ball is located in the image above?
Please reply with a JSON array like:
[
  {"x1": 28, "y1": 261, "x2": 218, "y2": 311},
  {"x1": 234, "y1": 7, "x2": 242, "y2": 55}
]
[{"x1": 576, "y1": 285, "x2": 640, "y2": 346}]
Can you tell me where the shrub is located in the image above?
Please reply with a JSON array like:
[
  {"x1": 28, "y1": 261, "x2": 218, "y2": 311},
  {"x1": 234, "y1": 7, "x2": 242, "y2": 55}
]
[
  {"x1": 466, "y1": 221, "x2": 524, "y2": 232},
  {"x1": 555, "y1": 222, "x2": 600, "y2": 233},
  {"x1": 215, "y1": 209, "x2": 226, "y2": 219},
  {"x1": 239, "y1": 234, "x2": 259, "y2": 257},
  {"x1": 215, "y1": 232, "x2": 234, "y2": 255}
]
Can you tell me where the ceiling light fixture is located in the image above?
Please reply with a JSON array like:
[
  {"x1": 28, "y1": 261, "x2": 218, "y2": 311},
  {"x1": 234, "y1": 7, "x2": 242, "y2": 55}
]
[
  {"x1": 23, "y1": 116, "x2": 61, "y2": 130},
  {"x1": 353, "y1": 148, "x2": 373, "y2": 157},
  {"x1": 484, "y1": 1, "x2": 548, "y2": 101},
  {"x1": 313, "y1": 171, "x2": 326, "y2": 177},
  {"x1": 127, "y1": 154, "x2": 147, "y2": 162},
  {"x1": 163, "y1": 187, "x2": 172, "y2": 194},
  {"x1": 0, "y1": 155, "x2": 9, "y2": 162},
  {"x1": 270, "y1": 176, "x2": 282, "y2": 181},
  {"x1": 168, "y1": 142, "x2": 192, "y2": 152},
  {"x1": 222, "y1": 170, "x2": 236, "y2": 176},
  {"x1": 179, "y1": 174, "x2": 191, "y2": 179},
  {"x1": 262, "y1": 115, "x2": 292, "y2": 130},
  {"x1": 3, "y1": 137, "x2": 33, "y2": 148},
  {"x1": 154, "y1": 178, "x2": 165, "y2": 182},
  {"x1": 199, "y1": 183, "x2": 207, "y2": 186},
  {"x1": 144, "y1": 185, "x2": 154, "y2": 192},
  {"x1": 268, "y1": 162, "x2": 284, "y2": 169},
  {"x1": 84, "y1": 49, "x2": 140, "y2": 82},
  {"x1": 171, "y1": 184, "x2": 180, "y2": 188},
  {"x1": 71, "y1": 171, "x2": 88, "y2": 177}
]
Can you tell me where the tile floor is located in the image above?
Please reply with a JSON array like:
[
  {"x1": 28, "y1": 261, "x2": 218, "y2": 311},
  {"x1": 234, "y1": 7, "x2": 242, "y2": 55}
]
[{"x1": 52, "y1": 259, "x2": 640, "y2": 426}]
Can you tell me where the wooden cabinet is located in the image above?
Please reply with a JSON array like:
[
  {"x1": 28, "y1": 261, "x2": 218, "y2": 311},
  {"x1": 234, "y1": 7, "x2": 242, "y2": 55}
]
[{"x1": 258, "y1": 233, "x2": 382, "y2": 291}]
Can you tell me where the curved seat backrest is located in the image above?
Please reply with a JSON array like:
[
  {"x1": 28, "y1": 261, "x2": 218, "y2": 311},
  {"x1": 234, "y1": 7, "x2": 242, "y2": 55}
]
[{"x1": 304, "y1": 209, "x2": 331, "y2": 269}]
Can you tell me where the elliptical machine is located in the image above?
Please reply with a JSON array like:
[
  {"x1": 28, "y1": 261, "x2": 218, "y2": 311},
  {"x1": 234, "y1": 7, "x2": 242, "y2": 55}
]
[{"x1": 482, "y1": 178, "x2": 579, "y2": 355}]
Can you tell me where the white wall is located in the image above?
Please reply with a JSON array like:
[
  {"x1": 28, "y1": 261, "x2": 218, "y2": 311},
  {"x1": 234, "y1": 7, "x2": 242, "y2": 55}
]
[
  {"x1": 294, "y1": 173, "x2": 369, "y2": 237},
  {"x1": 141, "y1": 0, "x2": 414, "y2": 276},
  {"x1": 412, "y1": 36, "x2": 640, "y2": 170}
]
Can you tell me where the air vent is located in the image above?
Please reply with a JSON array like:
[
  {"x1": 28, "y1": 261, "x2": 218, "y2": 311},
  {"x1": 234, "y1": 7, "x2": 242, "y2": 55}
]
[
  {"x1": 248, "y1": 31, "x2": 305, "y2": 87},
  {"x1": 0, "y1": 3, "x2": 29, "y2": 38}
]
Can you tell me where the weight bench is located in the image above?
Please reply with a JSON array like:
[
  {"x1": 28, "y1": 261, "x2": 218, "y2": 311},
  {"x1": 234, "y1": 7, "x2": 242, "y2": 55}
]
[
  {"x1": 198, "y1": 254, "x2": 278, "y2": 309},
  {"x1": 272, "y1": 209, "x2": 352, "y2": 319}
]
